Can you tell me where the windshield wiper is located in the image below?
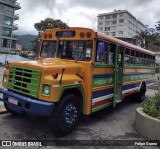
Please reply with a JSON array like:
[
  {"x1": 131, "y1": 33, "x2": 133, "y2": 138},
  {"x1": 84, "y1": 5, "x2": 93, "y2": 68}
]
[{"x1": 75, "y1": 45, "x2": 86, "y2": 62}]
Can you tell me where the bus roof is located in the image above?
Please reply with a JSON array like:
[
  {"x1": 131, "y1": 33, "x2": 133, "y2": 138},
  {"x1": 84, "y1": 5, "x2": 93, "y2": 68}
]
[
  {"x1": 96, "y1": 32, "x2": 155, "y2": 56},
  {"x1": 43, "y1": 27, "x2": 155, "y2": 56}
]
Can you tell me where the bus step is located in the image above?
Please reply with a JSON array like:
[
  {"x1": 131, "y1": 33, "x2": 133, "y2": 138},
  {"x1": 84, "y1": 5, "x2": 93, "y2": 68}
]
[{"x1": 116, "y1": 100, "x2": 122, "y2": 103}]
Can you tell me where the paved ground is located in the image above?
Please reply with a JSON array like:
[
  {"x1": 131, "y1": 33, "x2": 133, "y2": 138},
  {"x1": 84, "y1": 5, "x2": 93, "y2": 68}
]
[{"x1": 0, "y1": 66, "x2": 159, "y2": 148}]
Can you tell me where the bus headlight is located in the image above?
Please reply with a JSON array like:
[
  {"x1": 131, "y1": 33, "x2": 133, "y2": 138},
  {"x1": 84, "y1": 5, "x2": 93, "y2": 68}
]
[
  {"x1": 44, "y1": 86, "x2": 50, "y2": 94},
  {"x1": 42, "y1": 84, "x2": 51, "y2": 96},
  {"x1": 3, "y1": 75, "x2": 7, "y2": 83}
]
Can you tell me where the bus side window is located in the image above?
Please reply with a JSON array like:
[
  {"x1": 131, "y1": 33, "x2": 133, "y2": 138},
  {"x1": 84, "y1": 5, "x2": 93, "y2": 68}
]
[
  {"x1": 135, "y1": 51, "x2": 140, "y2": 65},
  {"x1": 130, "y1": 50, "x2": 135, "y2": 65},
  {"x1": 109, "y1": 43, "x2": 116, "y2": 64},
  {"x1": 124, "y1": 48, "x2": 130, "y2": 65},
  {"x1": 96, "y1": 41, "x2": 105, "y2": 63}
]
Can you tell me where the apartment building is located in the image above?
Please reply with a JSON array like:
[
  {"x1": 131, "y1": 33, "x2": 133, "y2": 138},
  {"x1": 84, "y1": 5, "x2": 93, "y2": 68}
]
[
  {"x1": 0, "y1": 0, "x2": 21, "y2": 53},
  {"x1": 97, "y1": 10, "x2": 147, "y2": 39}
]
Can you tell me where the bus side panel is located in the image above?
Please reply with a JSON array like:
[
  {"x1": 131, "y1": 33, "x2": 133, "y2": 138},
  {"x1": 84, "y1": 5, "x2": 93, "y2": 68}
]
[
  {"x1": 91, "y1": 66, "x2": 114, "y2": 113},
  {"x1": 122, "y1": 67, "x2": 155, "y2": 98}
]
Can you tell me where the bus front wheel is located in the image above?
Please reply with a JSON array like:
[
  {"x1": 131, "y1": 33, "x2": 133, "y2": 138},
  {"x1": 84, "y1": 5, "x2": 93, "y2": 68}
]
[{"x1": 49, "y1": 94, "x2": 80, "y2": 137}]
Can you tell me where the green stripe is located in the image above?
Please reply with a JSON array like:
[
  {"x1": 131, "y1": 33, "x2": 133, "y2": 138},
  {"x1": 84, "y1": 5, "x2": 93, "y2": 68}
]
[
  {"x1": 57, "y1": 84, "x2": 86, "y2": 114},
  {"x1": 123, "y1": 74, "x2": 155, "y2": 82},
  {"x1": 92, "y1": 77, "x2": 113, "y2": 88},
  {"x1": 94, "y1": 64, "x2": 114, "y2": 68}
]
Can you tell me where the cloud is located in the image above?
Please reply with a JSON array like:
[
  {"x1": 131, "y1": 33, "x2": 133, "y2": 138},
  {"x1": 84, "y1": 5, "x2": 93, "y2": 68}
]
[{"x1": 15, "y1": 0, "x2": 160, "y2": 35}]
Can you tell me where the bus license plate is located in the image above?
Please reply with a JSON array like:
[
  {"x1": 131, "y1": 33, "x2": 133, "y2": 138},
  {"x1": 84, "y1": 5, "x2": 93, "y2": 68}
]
[{"x1": 8, "y1": 97, "x2": 18, "y2": 105}]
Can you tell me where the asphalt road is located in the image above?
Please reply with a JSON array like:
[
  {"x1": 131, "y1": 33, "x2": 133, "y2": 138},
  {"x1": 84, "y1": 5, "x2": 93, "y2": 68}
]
[{"x1": 0, "y1": 66, "x2": 159, "y2": 149}]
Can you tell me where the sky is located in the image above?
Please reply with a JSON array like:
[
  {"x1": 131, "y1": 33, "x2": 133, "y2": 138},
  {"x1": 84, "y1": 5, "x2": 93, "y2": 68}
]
[{"x1": 15, "y1": 0, "x2": 160, "y2": 35}]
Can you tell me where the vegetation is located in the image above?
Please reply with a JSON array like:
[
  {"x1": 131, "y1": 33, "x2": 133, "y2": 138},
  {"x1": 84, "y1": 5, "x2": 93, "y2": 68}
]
[
  {"x1": 141, "y1": 93, "x2": 160, "y2": 118},
  {"x1": 34, "y1": 18, "x2": 68, "y2": 37},
  {"x1": 17, "y1": 34, "x2": 37, "y2": 50},
  {"x1": 134, "y1": 22, "x2": 160, "y2": 50}
]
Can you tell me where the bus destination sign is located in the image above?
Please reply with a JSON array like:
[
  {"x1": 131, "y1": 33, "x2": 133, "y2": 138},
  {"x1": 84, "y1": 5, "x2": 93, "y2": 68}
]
[{"x1": 56, "y1": 31, "x2": 75, "y2": 38}]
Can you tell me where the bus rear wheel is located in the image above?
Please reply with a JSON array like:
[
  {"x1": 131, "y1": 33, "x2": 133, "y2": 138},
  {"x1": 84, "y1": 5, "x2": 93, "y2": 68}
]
[
  {"x1": 133, "y1": 84, "x2": 146, "y2": 103},
  {"x1": 49, "y1": 94, "x2": 80, "y2": 137}
]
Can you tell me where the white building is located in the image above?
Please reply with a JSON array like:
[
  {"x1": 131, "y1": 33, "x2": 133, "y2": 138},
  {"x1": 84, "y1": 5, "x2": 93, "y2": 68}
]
[
  {"x1": 0, "y1": 0, "x2": 21, "y2": 53},
  {"x1": 97, "y1": 10, "x2": 147, "y2": 38}
]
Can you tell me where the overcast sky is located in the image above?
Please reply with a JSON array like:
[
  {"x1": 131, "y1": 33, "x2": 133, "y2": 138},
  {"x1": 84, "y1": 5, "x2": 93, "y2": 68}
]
[{"x1": 15, "y1": 0, "x2": 160, "y2": 35}]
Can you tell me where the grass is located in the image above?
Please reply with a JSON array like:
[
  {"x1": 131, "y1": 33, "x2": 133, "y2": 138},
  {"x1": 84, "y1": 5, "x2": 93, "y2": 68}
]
[{"x1": 141, "y1": 93, "x2": 160, "y2": 118}]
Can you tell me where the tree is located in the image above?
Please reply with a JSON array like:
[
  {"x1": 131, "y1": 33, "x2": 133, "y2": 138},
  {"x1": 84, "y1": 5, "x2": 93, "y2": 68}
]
[
  {"x1": 134, "y1": 27, "x2": 160, "y2": 49},
  {"x1": 34, "y1": 18, "x2": 68, "y2": 37},
  {"x1": 156, "y1": 21, "x2": 160, "y2": 34},
  {"x1": 134, "y1": 30, "x2": 150, "y2": 48}
]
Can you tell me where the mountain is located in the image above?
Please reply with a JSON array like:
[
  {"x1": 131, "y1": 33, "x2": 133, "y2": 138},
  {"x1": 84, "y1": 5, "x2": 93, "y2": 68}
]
[{"x1": 16, "y1": 34, "x2": 37, "y2": 50}]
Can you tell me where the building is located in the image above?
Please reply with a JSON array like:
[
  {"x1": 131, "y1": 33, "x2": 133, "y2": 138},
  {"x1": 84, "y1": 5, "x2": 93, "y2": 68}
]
[
  {"x1": 0, "y1": 0, "x2": 21, "y2": 53},
  {"x1": 97, "y1": 10, "x2": 147, "y2": 40}
]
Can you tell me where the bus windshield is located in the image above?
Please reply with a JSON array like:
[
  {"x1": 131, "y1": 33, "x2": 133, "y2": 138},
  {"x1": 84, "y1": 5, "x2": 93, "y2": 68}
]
[{"x1": 41, "y1": 40, "x2": 92, "y2": 61}]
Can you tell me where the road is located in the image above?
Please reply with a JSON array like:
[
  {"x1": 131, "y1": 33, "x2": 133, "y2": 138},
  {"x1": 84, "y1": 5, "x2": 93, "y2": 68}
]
[{"x1": 0, "y1": 66, "x2": 159, "y2": 148}]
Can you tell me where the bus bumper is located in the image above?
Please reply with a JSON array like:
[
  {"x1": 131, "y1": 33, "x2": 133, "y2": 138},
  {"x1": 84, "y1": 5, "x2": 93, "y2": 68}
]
[{"x1": 0, "y1": 88, "x2": 55, "y2": 116}]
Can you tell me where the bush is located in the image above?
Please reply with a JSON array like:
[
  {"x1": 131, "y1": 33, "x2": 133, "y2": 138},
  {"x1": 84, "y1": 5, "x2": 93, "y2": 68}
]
[{"x1": 141, "y1": 93, "x2": 160, "y2": 118}]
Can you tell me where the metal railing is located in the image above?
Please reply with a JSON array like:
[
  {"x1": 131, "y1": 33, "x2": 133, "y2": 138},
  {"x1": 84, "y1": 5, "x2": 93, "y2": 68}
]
[
  {"x1": 1, "y1": 0, "x2": 21, "y2": 8},
  {"x1": 14, "y1": 13, "x2": 19, "y2": 18}
]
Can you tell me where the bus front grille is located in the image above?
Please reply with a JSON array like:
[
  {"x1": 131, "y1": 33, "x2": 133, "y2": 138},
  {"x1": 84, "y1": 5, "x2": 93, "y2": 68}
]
[{"x1": 8, "y1": 66, "x2": 41, "y2": 98}]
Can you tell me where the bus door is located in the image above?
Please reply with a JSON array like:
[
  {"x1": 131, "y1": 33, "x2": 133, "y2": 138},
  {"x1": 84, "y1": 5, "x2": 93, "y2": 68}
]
[
  {"x1": 113, "y1": 45, "x2": 124, "y2": 107},
  {"x1": 91, "y1": 40, "x2": 115, "y2": 113}
]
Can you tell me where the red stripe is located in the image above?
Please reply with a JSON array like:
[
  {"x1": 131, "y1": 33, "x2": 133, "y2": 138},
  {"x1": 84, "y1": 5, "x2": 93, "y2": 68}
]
[
  {"x1": 92, "y1": 98, "x2": 113, "y2": 108},
  {"x1": 122, "y1": 90, "x2": 139, "y2": 100}
]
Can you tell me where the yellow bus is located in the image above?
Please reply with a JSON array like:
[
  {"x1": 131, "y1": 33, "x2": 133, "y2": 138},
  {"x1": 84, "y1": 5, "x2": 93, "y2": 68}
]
[{"x1": 0, "y1": 27, "x2": 155, "y2": 136}]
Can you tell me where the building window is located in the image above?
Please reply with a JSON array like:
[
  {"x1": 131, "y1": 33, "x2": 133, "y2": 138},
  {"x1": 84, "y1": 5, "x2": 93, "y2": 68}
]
[
  {"x1": 2, "y1": 27, "x2": 12, "y2": 37},
  {"x1": 105, "y1": 21, "x2": 110, "y2": 25},
  {"x1": 119, "y1": 31, "x2": 123, "y2": 34},
  {"x1": 112, "y1": 15, "x2": 117, "y2": 19},
  {"x1": 99, "y1": 16, "x2": 103, "y2": 20},
  {"x1": 99, "y1": 27, "x2": 103, "y2": 30},
  {"x1": 111, "y1": 20, "x2": 117, "y2": 25},
  {"x1": 1, "y1": 38, "x2": 10, "y2": 48},
  {"x1": 3, "y1": 16, "x2": 13, "y2": 26},
  {"x1": 105, "y1": 27, "x2": 110, "y2": 31},
  {"x1": 106, "y1": 32, "x2": 110, "y2": 35},
  {"x1": 119, "y1": 13, "x2": 123, "y2": 17},
  {"x1": 111, "y1": 32, "x2": 116, "y2": 36},
  {"x1": 105, "y1": 16, "x2": 110, "y2": 20},
  {"x1": 118, "y1": 25, "x2": 124, "y2": 28},
  {"x1": 99, "y1": 22, "x2": 103, "y2": 25},
  {"x1": 111, "y1": 26, "x2": 116, "y2": 30},
  {"x1": 4, "y1": 6, "x2": 14, "y2": 15},
  {"x1": 119, "y1": 19, "x2": 124, "y2": 23}
]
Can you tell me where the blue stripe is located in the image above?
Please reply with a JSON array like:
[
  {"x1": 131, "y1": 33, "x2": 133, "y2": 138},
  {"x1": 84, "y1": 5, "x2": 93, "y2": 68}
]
[
  {"x1": 146, "y1": 80, "x2": 155, "y2": 84},
  {"x1": 122, "y1": 82, "x2": 141, "y2": 91},
  {"x1": 92, "y1": 88, "x2": 114, "y2": 99},
  {"x1": 93, "y1": 74, "x2": 113, "y2": 78}
]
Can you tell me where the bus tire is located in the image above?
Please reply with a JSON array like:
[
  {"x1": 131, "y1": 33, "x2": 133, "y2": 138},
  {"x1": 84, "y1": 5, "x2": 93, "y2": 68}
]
[
  {"x1": 4, "y1": 103, "x2": 19, "y2": 115},
  {"x1": 134, "y1": 84, "x2": 146, "y2": 103},
  {"x1": 49, "y1": 94, "x2": 80, "y2": 137}
]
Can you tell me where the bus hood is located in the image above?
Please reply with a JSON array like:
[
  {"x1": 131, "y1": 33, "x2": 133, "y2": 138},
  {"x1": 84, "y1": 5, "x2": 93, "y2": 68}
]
[{"x1": 9, "y1": 58, "x2": 79, "y2": 74}]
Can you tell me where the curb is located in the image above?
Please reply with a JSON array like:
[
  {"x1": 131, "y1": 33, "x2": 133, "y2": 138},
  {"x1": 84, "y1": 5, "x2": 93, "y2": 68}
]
[
  {"x1": 0, "y1": 109, "x2": 7, "y2": 114},
  {"x1": 135, "y1": 107, "x2": 160, "y2": 140}
]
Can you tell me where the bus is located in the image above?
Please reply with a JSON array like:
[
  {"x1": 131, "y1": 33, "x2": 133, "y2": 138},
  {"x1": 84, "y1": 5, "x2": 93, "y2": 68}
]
[{"x1": 0, "y1": 27, "x2": 155, "y2": 136}]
